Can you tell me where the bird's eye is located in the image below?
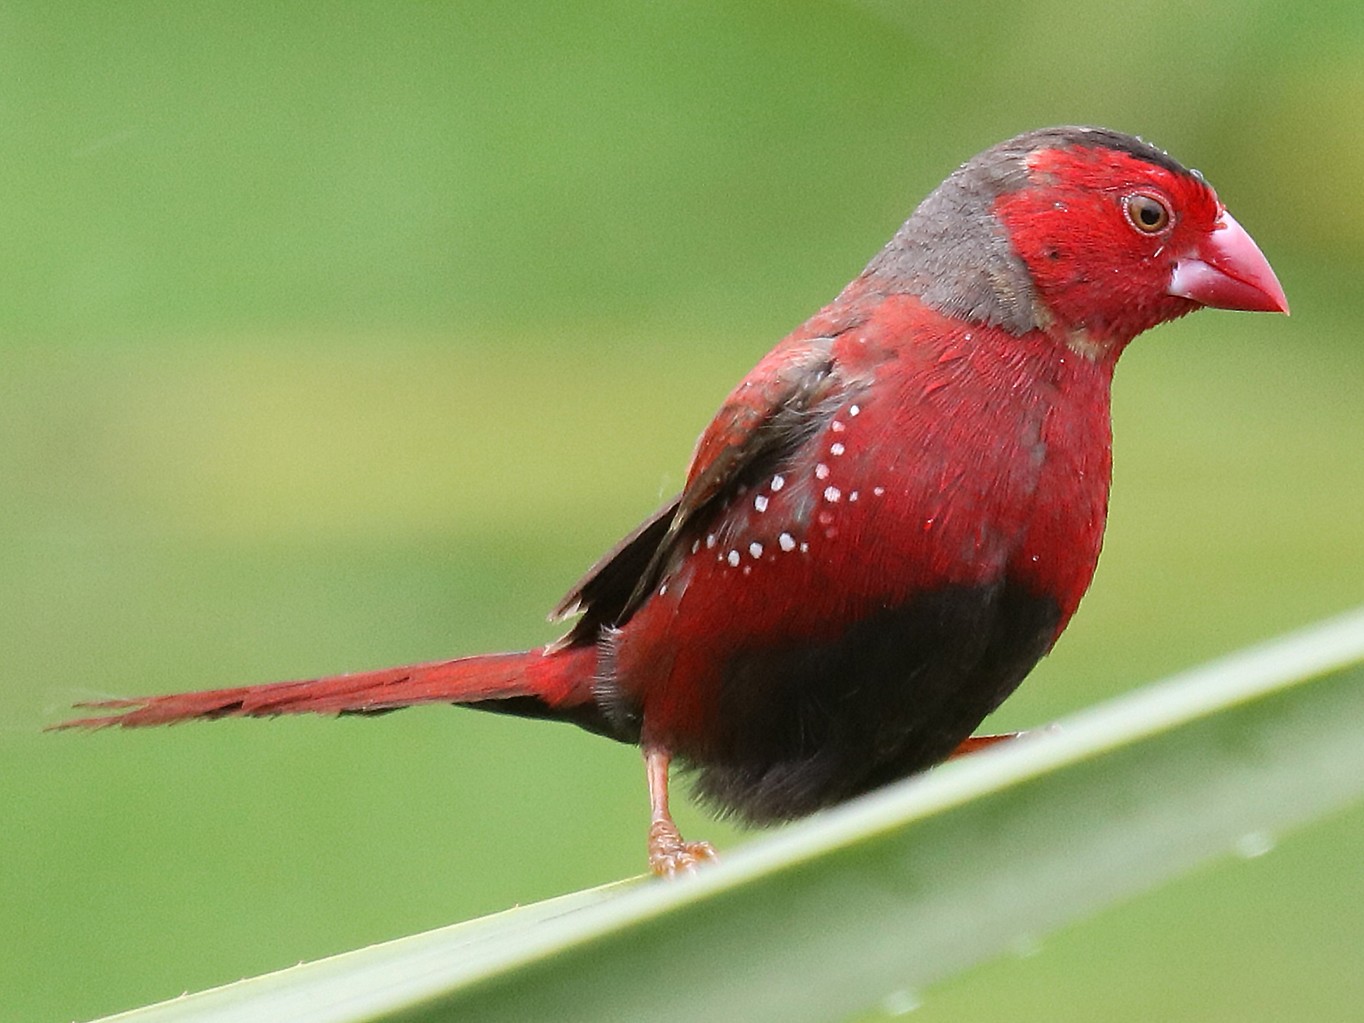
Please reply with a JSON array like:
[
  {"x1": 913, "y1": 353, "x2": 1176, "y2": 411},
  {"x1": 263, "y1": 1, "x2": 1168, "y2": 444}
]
[{"x1": 1123, "y1": 193, "x2": 1171, "y2": 234}]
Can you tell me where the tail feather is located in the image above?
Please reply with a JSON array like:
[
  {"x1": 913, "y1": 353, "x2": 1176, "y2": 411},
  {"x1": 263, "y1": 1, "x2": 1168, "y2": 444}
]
[{"x1": 52, "y1": 646, "x2": 598, "y2": 730}]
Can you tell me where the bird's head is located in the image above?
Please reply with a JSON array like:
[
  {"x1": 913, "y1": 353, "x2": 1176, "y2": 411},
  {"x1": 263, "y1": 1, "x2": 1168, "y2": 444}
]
[{"x1": 864, "y1": 126, "x2": 1288, "y2": 358}]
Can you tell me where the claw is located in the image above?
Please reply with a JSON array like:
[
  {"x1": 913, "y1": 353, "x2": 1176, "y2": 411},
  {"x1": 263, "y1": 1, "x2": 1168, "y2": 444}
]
[{"x1": 648, "y1": 819, "x2": 718, "y2": 877}]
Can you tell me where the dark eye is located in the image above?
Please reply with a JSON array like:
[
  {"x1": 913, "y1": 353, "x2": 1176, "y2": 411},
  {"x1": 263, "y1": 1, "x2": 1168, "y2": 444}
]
[{"x1": 1124, "y1": 193, "x2": 1171, "y2": 234}]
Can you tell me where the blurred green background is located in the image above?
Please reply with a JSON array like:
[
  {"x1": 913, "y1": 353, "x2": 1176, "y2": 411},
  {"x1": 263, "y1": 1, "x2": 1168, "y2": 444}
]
[{"x1": 3, "y1": 3, "x2": 1362, "y2": 1021}]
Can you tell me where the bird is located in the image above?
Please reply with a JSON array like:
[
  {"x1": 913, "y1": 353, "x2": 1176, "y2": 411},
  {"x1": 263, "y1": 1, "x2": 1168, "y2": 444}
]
[{"x1": 56, "y1": 126, "x2": 1288, "y2": 876}]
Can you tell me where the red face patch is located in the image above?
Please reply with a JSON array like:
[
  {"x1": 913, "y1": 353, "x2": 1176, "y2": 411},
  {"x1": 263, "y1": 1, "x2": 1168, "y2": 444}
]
[{"x1": 994, "y1": 144, "x2": 1223, "y2": 351}]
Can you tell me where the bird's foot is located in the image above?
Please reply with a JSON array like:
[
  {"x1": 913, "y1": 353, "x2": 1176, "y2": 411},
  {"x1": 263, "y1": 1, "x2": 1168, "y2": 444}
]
[
  {"x1": 950, "y1": 724, "x2": 1060, "y2": 759},
  {"x1": 648, "y1": 819, "x2": 717, "y2": 877},
  {"x1": 950, "y1": 732, "x2": 1019, "y2": 757}
]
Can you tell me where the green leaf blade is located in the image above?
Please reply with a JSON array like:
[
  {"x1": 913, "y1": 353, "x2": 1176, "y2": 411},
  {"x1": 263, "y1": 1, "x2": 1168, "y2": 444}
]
[{"x1": 91, "y1": 607, "x2": 1364, "y2": 1023}]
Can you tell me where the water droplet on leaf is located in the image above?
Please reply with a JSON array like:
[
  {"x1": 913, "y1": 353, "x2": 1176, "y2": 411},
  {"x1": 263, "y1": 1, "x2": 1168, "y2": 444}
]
[
  {"x1": 881, "y1": 989, "x2": 921, "y2": 1016},
  {"x1": 1235, "y1": 831, "x2": 1275, "y2": 859}
]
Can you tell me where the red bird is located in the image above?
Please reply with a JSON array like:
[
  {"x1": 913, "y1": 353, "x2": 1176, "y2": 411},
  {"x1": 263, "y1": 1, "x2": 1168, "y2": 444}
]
[{"x1": 59, "y1": 127, "x2": 1288, "y2": 875}]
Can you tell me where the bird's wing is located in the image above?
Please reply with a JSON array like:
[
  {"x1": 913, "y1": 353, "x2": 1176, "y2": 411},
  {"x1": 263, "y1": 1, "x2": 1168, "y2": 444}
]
[{"x1": 549, "y1": 334, "x2": 850, "y2": 644}]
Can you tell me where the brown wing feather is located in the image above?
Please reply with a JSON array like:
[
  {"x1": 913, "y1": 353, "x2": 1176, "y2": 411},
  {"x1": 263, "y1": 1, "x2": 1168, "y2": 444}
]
[
  {"x1": 548, "y1": 496, "x2": 680, "y2": 619},
  {"x1": 549, "y1": 335, "x2": 848, "y2": 649}
]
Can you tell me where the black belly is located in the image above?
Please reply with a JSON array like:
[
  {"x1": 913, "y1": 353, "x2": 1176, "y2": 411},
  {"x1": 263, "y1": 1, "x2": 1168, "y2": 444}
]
[{"x1": 687, "y1": 580, "x2": 1060, "y2": 824}]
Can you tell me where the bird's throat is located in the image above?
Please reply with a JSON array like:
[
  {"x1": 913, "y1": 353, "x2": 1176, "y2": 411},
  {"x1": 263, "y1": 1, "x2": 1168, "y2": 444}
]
[{"x1": 1061, "y1": 325, "x2": 1124, "y2": 362}]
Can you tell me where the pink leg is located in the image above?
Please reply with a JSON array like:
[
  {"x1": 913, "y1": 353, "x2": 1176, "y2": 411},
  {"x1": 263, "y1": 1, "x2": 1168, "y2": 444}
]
[{"x1": 645, "y1": 747, "x2": 717, "y2": 877}]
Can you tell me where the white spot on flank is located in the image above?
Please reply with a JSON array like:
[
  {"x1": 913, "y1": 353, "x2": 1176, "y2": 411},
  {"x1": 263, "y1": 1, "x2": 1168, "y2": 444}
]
[
  {"x1": 849, "y1": 491, "x2": 859, "y2": 501},
  {"x1": 824, "y1": 486, "x2": 841, "y2": 502},
  {"x1": 770, "y1": 474, "x2": 785, "y2": 492},
  {"x1": 748, "y1": 541, "x2": 763, "y2": 558},
  {"x1": 830, "y1": 442, "x2": 845, "y2": 456},
  {"x1": 691, "y1": 539, "x2": 700, "y2": 554},
  {"x1": 742, "y1": 565, "x2": 752, "y2": 576},
  {"x1": 831, "y1": 420, "x2": 845, "y2": 433},
  {"x1": 706, "y1": 533, "x2": 717, "y2": 549},
  {"x1": 799, "y1": 541, "x2": 809, "y2": 552},
  {"x1": 778, "y1": 532, "x2": 796, "y2": 551},
  {"x1": 727, "y1": 550, "x2": 740, "y2": 567},
  {"x1": 815, "y1": 463, "x2": 830, "y2": 480},
  {"x1": 849, "y1": 404, "x2": 861, "y2": 417},
  {"x1": 754, "y1": 494, "x2": 769, "y2": 512},
  {"x1": 873, "y1": 486, "x2": 885, "y2": 496},
  {"x1": 658, "y1": 584, "x2": 667, "y2": 596}
]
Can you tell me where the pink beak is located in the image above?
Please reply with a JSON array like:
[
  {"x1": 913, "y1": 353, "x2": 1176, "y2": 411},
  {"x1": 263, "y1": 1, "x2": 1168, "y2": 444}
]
[{"x1": 1167, "y1": 210, "x2": 1289, "y2": 314}]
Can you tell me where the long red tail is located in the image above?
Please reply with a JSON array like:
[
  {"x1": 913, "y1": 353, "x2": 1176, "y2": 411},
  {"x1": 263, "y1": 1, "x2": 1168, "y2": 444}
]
[{"x1": 52, "y1": 644, "x2": 599, "y2": 729}]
